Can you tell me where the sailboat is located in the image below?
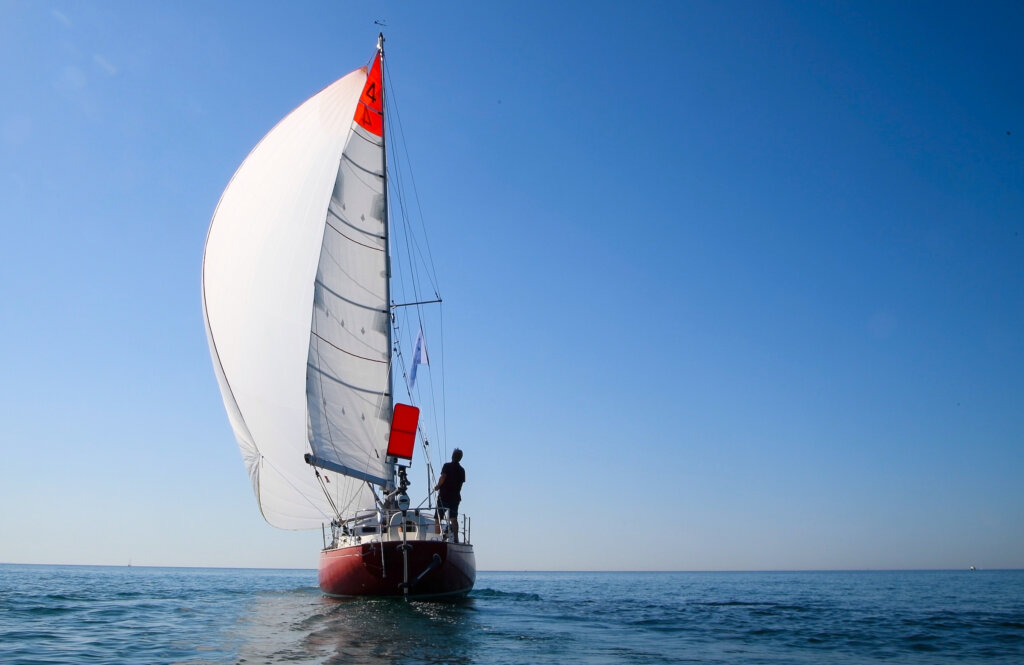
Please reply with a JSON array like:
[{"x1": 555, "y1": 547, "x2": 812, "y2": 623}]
[{"x1": 202, "y1": 35, "x2": 475, "y2": 598}]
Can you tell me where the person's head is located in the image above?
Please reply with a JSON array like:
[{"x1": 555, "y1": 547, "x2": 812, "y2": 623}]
[{"x1": 452, "y1": 448, "x2": 463, "y2": 463}]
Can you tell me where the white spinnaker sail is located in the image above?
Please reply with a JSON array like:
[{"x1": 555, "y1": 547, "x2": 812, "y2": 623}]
[{"x1": 202, "y1": 66, "x2": 380, "y2": 530}]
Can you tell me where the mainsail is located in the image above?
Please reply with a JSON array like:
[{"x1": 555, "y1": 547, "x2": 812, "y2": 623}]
[
  {"x1": 202, "y1": 54, "x2": 391, "y2": 530},
  {"x1": 305, "y1": 53, "x2": 392, "y2": 489}
]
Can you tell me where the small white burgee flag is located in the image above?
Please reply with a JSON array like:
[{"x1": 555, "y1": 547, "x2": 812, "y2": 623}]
[{"x1": 410, "y1": 328, "x2": 429, "y2": 389}]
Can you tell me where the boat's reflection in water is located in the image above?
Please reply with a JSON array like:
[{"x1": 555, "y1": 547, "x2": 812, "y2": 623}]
[{"x1": 234, "y1": 587, "x2": 478, "y2": 664}]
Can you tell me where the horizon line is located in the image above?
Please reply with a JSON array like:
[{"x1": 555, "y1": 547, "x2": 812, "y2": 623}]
[{"x1": 2, "y1": 562, "x2": 1019, "y2": 573}]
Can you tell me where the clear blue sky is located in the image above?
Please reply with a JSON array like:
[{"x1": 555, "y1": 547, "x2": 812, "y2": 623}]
[{"x1": 1, "y1": 0, "x2": 1021, "y2": 570}]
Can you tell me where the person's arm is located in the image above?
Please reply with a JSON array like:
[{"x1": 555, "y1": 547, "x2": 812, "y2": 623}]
[{"x1": 434, "y1": 473, "x2": 446, "y2": 491}]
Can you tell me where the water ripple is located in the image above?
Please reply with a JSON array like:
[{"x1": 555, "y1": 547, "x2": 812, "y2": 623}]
[{"x1": 1, "y1": 566, "x2": 1023, "y2": 664}]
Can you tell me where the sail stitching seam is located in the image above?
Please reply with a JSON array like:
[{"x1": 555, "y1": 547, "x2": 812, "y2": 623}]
[
  {"x1": 307, "y1": 362, "x2": 390, "y2": 395},
  {"x1": 311, "y1": 330, "x2": 387, "y2": 363},
  {"x1": 350, "y1": 122, "x2": 384, "y2": 147},
  {"x1": 314, "y1": 279, "x2": 387, "y2": 313},
  {"x1": 341, "y1": 150, "x2": 384, "y2": 178},
  {"x1": 325, "y1": 219, "x2": 385, "y2": 252},
  {"x1": 327, "y1": 206, "x2": 385, "y2": 240}
]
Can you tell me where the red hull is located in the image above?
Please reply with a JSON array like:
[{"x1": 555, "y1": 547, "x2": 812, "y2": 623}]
[{"x1": 319, "y1": 540, "x2": 475, "y2": 598}]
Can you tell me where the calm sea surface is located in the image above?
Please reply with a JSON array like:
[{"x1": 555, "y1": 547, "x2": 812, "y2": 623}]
[{"x1": 1, "y1": 565, "x2": 1021, "y2": 664}]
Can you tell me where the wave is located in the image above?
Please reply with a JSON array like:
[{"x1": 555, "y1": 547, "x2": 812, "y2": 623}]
[{"x1": 471, "y1": 588, "x2": 541, "y2": 601}]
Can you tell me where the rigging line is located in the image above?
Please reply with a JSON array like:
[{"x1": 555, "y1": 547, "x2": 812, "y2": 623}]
[
  {"x1": 385, "y1": 137, "x2": 435, "y2": 441},
  {"x1": 398, "y1": 306, "x2": 427, "y2": 408},
  {"x1": 384, "y1": 71, "x2": 442, "y2": 293},
  {"x1": 398, "y1": 308, "x2": 442, "y2": 477},
  {"x1": 257, "y1": 453, "x2": 332, "y2": 520},
  {"x1": 335, "y1": 476, "x2": 370, "y2": 518},
  {"x1": 383, "y1": 60, "x2": 445, "y2": 478},
  {"x1": 391, "y1": 221, "x2": 429, "y2": 410},
  {"x1": 315, "y1": 469, "x2": 342, "y2": 518},
  {"x1": 392, "y1": 312, "x2": 440, "y2": 503},
  {"x1": 401, "y1": 222, "x2": 428, "y2": 362},
  {"x1": 388, "y1": 153, "x2": 425, "y2": 309},
  {"x1": 391, "y1": 320, "x2": 437, "y2": 495},
  {"x1": 383, "y1": 163, "x2": 415, "y2": 341},
  {"x1": 422, "y1": 430, "x2": 438, "y2": 492},
  {"x1": 389, "y1": 160, "x2": 434, "y2": 332},
  {"x1": 389, "y1": 128, "x2": 440, "y2": 303},
  {"x1": 402, "y1": 298, "x2": 435, "y2": 445},
  {"x1": 389, "y1": 260, "x2": 436, "y2": 465},
  {"x1": 394, "y1": 314, "x2": 434, "y2": 475},
  {"x1": 392, "y1": 315, "x2": 415, "y2": 400},
  {"x1": 393, "y1": 225, "x2": 418, "y2": 334},
  {"x1": 366, "y1": 481, "x2": 385, "y2": 513},
  {"x1": 392, "y1": 163, "x2": 437, "y2": 302},
  {"x1": 420, "y1": 308, "x2": 444, "y2": 462},
  {"x1": 384, "y1": 84, "x2": 435, "y2": 306},
  {"x1": 389, "y1": 244, "x2": 411, "y2": 347},
  {"x1": 440, "y1": 304, "x2": 448, "y2": 453}
]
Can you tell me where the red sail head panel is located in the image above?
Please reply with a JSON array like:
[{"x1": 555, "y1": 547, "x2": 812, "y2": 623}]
[
  {"x1": 387, "y1": 403, "x2": 419, "y2": 460},
  {"x1": 355, "y1": 53, "x2": 383, "y2": 136}
]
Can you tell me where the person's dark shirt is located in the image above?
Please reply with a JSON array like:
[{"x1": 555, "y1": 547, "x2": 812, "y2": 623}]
[{"x1": 437, "y1": 461, "x2": 465, "y2": 503}]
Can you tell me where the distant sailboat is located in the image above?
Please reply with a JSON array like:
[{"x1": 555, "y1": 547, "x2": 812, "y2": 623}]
[{"x1": 202, "y1": 34, "x2": 475, "y2": 598}]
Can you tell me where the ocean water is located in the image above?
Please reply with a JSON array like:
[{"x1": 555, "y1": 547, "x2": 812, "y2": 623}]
[{"x1": 0, "y1": 566, "x2": 1021, "y2": 664}]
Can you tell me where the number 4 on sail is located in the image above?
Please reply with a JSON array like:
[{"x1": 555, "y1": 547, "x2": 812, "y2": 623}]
[{"x1": 201, "y1": 34, "x2": 475, "y2": 599}]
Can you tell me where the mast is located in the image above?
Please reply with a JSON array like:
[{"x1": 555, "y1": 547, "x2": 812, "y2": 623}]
[{"x1": 378, "y1": 32, "x2": 398, "y2": 493}]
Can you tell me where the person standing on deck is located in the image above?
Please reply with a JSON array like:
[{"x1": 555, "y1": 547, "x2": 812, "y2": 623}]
[{"x1": 434, "y1": 449, "x2": 465, "y2": 542}]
